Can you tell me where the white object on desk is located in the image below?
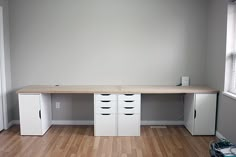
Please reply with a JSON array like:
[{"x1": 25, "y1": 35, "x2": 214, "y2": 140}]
[
  {"x1": 184, "y1": 93, "x2": 217, "y2": 135},
  {"x1": 181, "y1": 76, "x2": 190, "y2": 86},
  {"x1": 19, "y1": 94, "x2": 51, "y2": 135}
]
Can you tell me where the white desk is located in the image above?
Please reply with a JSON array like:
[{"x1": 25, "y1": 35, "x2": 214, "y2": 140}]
[{"x1": 17, "y1": 85, "x2": 218, "y2": 136}]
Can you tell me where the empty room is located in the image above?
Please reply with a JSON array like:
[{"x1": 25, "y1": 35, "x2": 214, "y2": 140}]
[{"x1": 0, "y1": 0, "x2": 236, "y2": 156}]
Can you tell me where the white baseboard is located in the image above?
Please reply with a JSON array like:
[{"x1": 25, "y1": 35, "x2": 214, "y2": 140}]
[
  {"x1": 216, "y1": 131, "x2": 226, "y2": 139},
  {"x1": 141, "y1": 120, "x2": 184, "y2": 125},
  {"x1": 7, "y1": 120, "x2": 184, "y2": 128},
  {"x1": 52, "y1": 120, "x2": 94, "y2": 125},
  {"x1": 52, "y1": 120, "x2": 184, "y2": 126},
  {"x1": 7, "y1": 120, "x2": 19, "y2": 129}
]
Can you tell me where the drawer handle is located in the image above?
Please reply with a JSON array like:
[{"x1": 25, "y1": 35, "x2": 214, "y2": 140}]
[
  {"x1": 124, "y1": 100, "x2": 134, "y2": 103},
  {"x1": 124, "y1": 107, "x2": 134, "y2": 109},
  {"x1": 124, "y1": 94, "x2": 134, "y2": 96},
  {"x1": 101, "y1": 107, "x2": 111, "y2": 109},
  {"x1": 101, "y1": 94, "x2": 110, "y2": 96},
  {"x1": 124, "y1": 114, "x2": 134, "y2": 115},
  {"x1": 101, "y1": 114, "x2": 111, "y2": 115},
  {"x1": 101, "y1": 100, "x2": 111, "y2": 102},
  {"x1": 39, "y1": 110, "x2": 41, "y2": 119}
]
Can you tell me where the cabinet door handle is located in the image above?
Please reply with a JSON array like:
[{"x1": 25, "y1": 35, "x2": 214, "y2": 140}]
[
  {"x1": 101, "y1": 113, "x2": 111, "y2": 115},
  {"x1": 101, "y1": 100, "x2": 111, "y2": 102},
  {"x1": 124, "y1": 94, "x2": 134, "y2": 96},
  {"x1": 39, "y1": 110, "x2": 41, "y2": 119},
  {"x1": 101, "y1": 94, "x2": 110, "y2": 96},
  {"x1": 194, "y1": 110, "x2": 196, "y2": 119},
  {"x1": 124, "y1": 100, "x2": 134, "y2": 102},
  {"x1": 101, "y1": 107, "x2": 111, "y2": 109},
  {"x1": 124, "y1": 114, "x2": 134, "y2": 115},
  {"x1": 124, "y1": 107, "x2": 134, "y2": 109}
]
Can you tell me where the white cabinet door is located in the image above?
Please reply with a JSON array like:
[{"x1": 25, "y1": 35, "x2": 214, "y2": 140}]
[
  {"x1": 118, "y1": 114, "x2": 140, "y2": 136},
  {"x1": 19, "y1": 94, "x2": 42, "y2": 135},
  {"x1": 184, "y1": 94, "x2": 195, "y2": 134},
  {"x1": 94, "y1": 113, "x2": 117, "y2": 136},
  {"x1": 0, "y1": 80, "x2": 3, "y2": 131},
  {"x1": 194, "y1": 94, "x2": 217, "y2": 135},
  {"x1": 41, "y1": 94, "x2": 52, "y2": 134}
]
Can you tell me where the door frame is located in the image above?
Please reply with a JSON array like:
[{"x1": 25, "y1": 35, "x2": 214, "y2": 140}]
[{"x1": 0, "y1": 6, "x2": 8, "y2": 130}]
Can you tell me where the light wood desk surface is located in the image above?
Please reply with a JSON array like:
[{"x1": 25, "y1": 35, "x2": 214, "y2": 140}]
[{"x1": 17, "y1": 85, "x2": 218, "y2": 94}]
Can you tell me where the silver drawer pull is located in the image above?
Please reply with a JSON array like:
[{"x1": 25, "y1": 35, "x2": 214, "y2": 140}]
[
  {"x1": 124, "y1": 107, "x2": 134, "y2": 109},
  {"x1": 101, "y1": 113, "x2": 111, "y2": 115},
  {"x1": 101, "y1": 107, "x2": 111, "y2": 109},
  {"x1": 101, "y1": 100, "x2": 111, "y2": 102},
  {"x1": 101, "y1": 94, "x2": 110, "y2": 96},
  {"x1": 124, "y1": 100, "x2": 134, "y2": 102},
  {"x1": 124, "y1": 114, "x2": 134, "y2": 115},
  {"x1": 124, "y1": 94, "x2": 134, "y2": 96}
]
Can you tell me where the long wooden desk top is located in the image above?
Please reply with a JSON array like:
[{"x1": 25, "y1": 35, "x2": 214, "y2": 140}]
[{"x1": 17, "y1": 85, "x2": 218, "y2": 94}]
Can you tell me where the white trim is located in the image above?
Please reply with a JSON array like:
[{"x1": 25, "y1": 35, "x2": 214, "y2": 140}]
[
  {"x1": 0, "y1": 6, "x2": 8, "y2": 130},
  {"x1": 7, "y1": 120, "x2": 19, "y2": 128},
  {"x1": 216, "y1": 131, "x2": 226, "y2": 139},
  {"x1": 223, "y1": 91, "x2": 236, "y2": 100},
  {"x1": 52, "y1": 120, "x2": 94, "y2": 125},
  {"x1": 141, "y1": 120, "x2": 184, "y2": 125},
  {"x1": 51, "y1": 120, "x2": 184, "y2": 126}
]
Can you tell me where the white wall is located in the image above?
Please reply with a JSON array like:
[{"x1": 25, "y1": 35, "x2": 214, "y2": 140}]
[
  {"x1": 206, "y1": 0, "x2": 236, "y2": 143},
  {"x1": 0, "y1": 0, "x2": 13, "y2": 124},
  {"x1": 9, "y1": 0, "x2": 209, "y2": 120}
]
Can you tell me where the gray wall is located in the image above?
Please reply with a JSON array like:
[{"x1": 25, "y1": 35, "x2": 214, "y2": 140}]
[
  {"x1": 9, "y1": 0, "x2": 209, "y2": 120},
  {"x1": 206, "y1": 0, "x2": 236, "y2": 143},
  {"x1": 0, "y1": 0, "x2": 13, "y2": 123},
  {"x1": 52, "y1": 94, "x2": 184, "y2": 121}
]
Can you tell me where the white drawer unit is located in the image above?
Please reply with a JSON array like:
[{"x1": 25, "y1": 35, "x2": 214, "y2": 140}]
[
  {"x1": 184, "y1": 93, "x2": 217, "y2": 135},
  {"x1": 118, "y1": 113, "x2": 140, "y2": 136},
  {"x1": 94, "y1": 94, "x2": 118, "y2": 136},
  {"x1": 118, "y1": 94, "x2": 141, "y2": 136},
  {"x1": 94, "y1": 93, "x2": 141, "y2": 136},
  {"x1": 18, "y1": 93, "x2": 52, "y2": 136}
]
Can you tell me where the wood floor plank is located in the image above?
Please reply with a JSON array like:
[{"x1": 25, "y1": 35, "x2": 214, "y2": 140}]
[{"x1": 0, "y1": 125, "x2": 216, "y2": 157}]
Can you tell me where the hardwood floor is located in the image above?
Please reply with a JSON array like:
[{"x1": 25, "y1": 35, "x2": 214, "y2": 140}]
[{"x1": 0, "y1": 125, "x2": 216, "y2": 157}]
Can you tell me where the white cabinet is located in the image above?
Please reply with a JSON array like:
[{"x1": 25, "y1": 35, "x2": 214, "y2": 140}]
[
  {"x1": 18, "y1": 94, "x2": 52, "y2": 135},
  {"x1": 94, "y1": 94, "x2": 141, "y2": 136},
  {"x1": 118, "y1": 94, "x2": 141, "y2": 136},
  {"x1": 184, "y1": 94, "x2": 217, "y2": 135},
  {"x1": 94, "y1": 94, "x2": 117, "y2": 136}
]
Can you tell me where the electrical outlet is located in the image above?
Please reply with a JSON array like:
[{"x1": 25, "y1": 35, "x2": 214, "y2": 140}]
[{"x1": 56, "y1": 102, "x2": 60, "y2": 109}]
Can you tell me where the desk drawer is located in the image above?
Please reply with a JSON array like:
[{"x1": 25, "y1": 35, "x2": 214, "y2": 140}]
[
  {"x1": 94, "y1": 94, "x2": 117, "y2": 101},
  {"x1": 118, "y1": 105, "x2": 140, "y2": 114},
  {"x1": 95, "y1": 105, "x2": 116, "y2": 113},
  {"x1": 95, "y1": 113, "x2": 117, "y2": 136},
  {"x1": 95, "y1": 100, "x2": 116, "y2": 107},
  {"x1": 118, "y1": 113, "x2": 140, "y2": 136},
  {"x1": 118, "y1": 100, "x2": 140, "y2": 107},
  {"x1": 118, "y1": 94, "x2": 141, "y2": 101}
]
